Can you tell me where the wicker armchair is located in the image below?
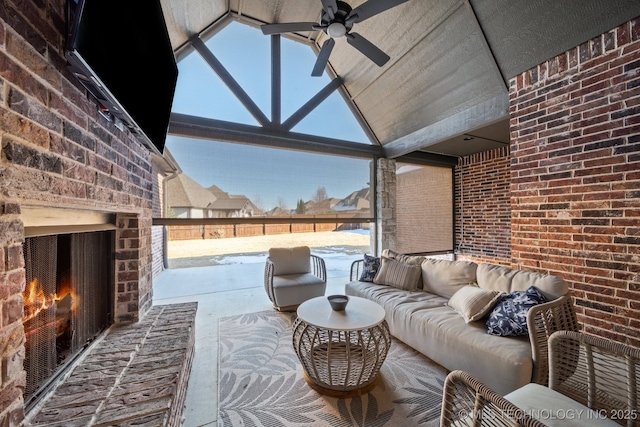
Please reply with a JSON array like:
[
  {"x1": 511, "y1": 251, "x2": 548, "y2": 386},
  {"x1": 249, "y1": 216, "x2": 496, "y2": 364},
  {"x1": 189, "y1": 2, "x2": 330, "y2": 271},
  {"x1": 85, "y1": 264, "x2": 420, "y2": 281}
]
[
  {"x1": 440, "y1": 370, "x2": 547, "y2": 427},
  {"x1": 264, "y1": 246, "x2": 326, "y2": 311},
  {"x1": 441, "y1": 331, "x2": 640, "y2": 427},
  {"x1": 548, "y1": 331, "x2": 640, "y2": 426},
  {"x1": 527, "y1": 295, "x2": 580, "y2": 385}
]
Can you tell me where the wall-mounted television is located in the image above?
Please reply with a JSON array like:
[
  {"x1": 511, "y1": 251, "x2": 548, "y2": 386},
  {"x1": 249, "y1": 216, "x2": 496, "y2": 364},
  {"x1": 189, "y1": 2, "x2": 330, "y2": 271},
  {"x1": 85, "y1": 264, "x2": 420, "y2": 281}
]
[{"x1": 65, "y1": 0, "x2": 178, "y2": 154}]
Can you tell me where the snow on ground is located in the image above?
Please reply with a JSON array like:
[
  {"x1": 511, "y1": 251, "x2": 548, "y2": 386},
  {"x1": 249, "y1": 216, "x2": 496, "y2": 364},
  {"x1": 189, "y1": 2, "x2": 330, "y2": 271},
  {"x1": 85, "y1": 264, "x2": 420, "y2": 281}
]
[
  {"x1": 167, "y1": 230, "x2": 371, "y2": 269},
  {"x1": 155, "y1": 231, "x2": 370, "y2": 300}
]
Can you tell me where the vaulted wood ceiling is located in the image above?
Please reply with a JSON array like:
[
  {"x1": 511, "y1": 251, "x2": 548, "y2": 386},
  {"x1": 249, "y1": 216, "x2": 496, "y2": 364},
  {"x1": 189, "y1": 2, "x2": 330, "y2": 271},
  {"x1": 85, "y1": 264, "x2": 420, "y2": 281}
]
[{"x1": 160, "y1": 0, "x2": 640, "y2": 161}]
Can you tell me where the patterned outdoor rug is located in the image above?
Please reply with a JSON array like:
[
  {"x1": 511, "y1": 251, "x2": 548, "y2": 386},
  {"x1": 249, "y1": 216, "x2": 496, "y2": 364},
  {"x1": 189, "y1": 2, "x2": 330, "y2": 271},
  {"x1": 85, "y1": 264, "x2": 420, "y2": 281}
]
[{"x1": 218, "y1": 310, "x2": 448, "y2": 426}]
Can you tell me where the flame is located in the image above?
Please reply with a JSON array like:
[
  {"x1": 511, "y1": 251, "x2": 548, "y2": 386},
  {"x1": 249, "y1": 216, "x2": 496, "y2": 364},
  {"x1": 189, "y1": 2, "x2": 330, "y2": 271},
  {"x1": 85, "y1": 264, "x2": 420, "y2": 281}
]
[{"x1": 22, "y1": 278, "x2": 77, "y2": 322}]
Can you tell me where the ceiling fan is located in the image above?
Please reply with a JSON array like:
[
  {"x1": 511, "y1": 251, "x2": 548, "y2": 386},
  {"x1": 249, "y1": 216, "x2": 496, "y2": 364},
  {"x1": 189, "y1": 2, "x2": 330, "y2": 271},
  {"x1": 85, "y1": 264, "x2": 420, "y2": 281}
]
[{"x1": 261, "y1": 0, "x2": 410, "y2": 76}]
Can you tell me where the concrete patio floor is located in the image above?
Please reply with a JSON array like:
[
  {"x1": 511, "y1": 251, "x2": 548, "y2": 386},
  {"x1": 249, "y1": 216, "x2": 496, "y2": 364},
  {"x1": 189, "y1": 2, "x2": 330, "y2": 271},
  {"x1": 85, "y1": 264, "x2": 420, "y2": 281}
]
[{"x1": 152, "y1": 252, "x2": 358, "y2": 427}]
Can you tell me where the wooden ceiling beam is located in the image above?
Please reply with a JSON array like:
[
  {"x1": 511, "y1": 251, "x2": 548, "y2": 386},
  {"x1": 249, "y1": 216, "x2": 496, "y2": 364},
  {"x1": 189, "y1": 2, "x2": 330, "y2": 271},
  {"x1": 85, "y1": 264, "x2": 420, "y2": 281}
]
[{"x1": 168, "y1": 112, "x2": 382, "y2": 159}]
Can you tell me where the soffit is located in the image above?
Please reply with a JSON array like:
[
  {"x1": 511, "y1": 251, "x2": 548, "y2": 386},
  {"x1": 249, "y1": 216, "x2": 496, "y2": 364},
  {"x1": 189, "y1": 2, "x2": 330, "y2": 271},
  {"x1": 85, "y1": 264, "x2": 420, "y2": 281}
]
[{"x1": 160, "y1": 0, "x2": 640, "y2": 159}]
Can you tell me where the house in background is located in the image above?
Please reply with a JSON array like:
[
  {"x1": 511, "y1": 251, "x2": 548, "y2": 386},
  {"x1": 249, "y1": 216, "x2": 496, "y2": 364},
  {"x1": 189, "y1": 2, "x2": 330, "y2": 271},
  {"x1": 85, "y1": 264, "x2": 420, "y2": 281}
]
[
  {"x1": 166, "y1": 173, "x2": 260, "y2": 218},
  {"x1": 332, "y1": 188, "x2": 370, "y2": 213}
]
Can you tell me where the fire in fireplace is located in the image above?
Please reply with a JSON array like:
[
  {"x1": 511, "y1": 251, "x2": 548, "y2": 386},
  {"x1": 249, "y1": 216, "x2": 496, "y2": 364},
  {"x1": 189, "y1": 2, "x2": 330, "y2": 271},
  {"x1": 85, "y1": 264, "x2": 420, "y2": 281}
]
[{"x1": 22, "y1": 231, "x2": 114, "y2": 409}]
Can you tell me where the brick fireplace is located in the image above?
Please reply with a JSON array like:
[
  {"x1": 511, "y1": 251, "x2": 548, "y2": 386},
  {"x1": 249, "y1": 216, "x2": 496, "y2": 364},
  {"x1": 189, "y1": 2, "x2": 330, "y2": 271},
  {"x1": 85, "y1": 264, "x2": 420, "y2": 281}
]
[
  {"x1": 0, "y1": 1, "x2": 164, "y2": 424},
  {"x1": 22, "y1": 230, "x2": 113, "y2": 409}
]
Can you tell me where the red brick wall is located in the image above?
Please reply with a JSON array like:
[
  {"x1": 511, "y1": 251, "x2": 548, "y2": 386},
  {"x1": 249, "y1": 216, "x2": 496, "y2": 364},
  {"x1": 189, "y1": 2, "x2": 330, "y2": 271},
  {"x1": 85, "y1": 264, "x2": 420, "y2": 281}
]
[
  {"x1": 510, "y1": 18, "x2": 640, "y2": 346},
  {"x1": 455, "y1": 146, "x2": 512, "y2": 266},
  {"x1": 0, "y1": 0, "x2": 157, "y2": 421}
]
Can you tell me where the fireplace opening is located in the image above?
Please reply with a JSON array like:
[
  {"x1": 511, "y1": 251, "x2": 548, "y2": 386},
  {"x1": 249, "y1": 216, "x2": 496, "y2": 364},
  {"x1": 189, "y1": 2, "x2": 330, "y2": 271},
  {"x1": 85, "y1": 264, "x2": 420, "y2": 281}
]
[{"x1": 22, "y1": 231, "x2": 114, "y2": 409}]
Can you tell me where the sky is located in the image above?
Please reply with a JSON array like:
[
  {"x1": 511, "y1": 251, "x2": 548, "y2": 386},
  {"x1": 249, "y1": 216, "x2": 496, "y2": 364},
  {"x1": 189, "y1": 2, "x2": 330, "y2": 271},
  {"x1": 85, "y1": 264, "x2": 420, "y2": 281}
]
[{"x1": 165, "y1": 21, "x2": 372, "y2": 211}]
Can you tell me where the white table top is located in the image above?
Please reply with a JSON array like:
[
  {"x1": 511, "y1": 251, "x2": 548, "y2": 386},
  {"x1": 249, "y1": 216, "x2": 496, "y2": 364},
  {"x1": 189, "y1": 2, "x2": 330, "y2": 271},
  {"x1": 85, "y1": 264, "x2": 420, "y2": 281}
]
[{"x1": 297, "y1": 296, "x2": 386, "y2": 331}]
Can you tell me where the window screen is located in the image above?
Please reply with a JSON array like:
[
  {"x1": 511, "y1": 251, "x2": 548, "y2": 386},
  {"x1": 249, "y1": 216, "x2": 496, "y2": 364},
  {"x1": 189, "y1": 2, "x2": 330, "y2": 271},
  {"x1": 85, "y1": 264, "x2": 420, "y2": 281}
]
[
  {"x1": 395, "y1": 163, "x2": 453, "y2": 254},
  {"x1": 163, "y1": 137, "x2": 373, "y2": 220}
]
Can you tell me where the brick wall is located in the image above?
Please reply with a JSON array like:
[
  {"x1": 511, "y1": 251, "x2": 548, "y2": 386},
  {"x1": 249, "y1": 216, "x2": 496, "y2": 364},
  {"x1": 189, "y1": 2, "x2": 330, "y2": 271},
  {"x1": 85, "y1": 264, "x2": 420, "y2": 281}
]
[
  {"x1": 0, "y1": 0, "x2": 157, "y2": 422},
  {"x1": 455, "y1": 146, "x2": 512, "y2": 266},
  {"x1": 510, "y1": 18, "x2": 640, "y2": 346}
]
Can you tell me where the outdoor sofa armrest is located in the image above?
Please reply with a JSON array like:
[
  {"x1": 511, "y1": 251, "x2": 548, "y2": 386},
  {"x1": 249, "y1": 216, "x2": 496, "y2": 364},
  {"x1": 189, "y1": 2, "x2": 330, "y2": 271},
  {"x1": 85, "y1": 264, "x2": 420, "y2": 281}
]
[
  {"x1": 310, "y1": 254, "x2": 327, "y2": 282},
  {"x1": 264, "y1": 257, "x2": 276, "y2": 304},
  {"x1": 350, "y1": 259, "x2": 364, "y2": 281},
  {"x1": 440, "y1": 370, "x2": 547, "y2": 427},
  {"x1": 527, "y1": 295, "x2": 579, "y2": 386}
]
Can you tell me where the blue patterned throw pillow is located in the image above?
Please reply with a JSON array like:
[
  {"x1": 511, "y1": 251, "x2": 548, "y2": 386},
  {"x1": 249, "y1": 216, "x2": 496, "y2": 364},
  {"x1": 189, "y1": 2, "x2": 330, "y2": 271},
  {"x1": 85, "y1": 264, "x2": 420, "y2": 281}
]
[
  {"x1": 359, "y1": 254, "x2": 380, "y2": 282},
  {"x1": 486, "y1": 286, "x2": 547, "y2": 336}
]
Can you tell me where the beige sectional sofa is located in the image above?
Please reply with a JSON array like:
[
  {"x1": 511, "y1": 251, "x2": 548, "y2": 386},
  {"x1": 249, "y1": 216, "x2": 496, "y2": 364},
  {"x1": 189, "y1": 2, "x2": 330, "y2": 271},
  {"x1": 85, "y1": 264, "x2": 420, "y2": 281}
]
[{"x1": 345, "y1": 250, "x2": 578, "y2": 395}]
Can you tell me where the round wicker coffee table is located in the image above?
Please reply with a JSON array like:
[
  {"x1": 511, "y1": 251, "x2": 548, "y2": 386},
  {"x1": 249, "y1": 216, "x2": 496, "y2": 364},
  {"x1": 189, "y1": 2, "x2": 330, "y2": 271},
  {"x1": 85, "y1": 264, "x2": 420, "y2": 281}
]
[{"x1": 293, "y1": 296, "x2": 391, "y2": 397}]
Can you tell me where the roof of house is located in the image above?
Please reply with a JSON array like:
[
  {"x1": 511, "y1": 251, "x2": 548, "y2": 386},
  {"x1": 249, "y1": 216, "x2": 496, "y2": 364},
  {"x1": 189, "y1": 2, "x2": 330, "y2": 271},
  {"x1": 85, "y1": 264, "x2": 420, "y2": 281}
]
[
  {"x1": 207, "y1": 184, "x2": 230, "y2": 199},
  {"x1": 166, "y1": 173, "x2": 217, "y2": 209},
  {"x1": 210, "y1": 197, "x2": 250, "y2": 210}
]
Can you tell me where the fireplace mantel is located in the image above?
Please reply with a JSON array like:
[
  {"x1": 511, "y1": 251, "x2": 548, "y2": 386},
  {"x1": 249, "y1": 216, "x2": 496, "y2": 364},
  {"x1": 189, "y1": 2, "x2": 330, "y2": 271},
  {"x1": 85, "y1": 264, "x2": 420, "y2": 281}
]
[{"x1": 22, "y1": 207, "x2": 117, "y2": 237}]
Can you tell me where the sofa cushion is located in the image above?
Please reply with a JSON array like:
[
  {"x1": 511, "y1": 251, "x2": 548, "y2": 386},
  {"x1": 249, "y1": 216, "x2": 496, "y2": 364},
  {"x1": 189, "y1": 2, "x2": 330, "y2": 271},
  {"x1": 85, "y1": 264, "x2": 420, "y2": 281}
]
[
  {"x1": 272, "y1": 273, "x2": 326, "y2": 307},
  {"x1": 268, "y1": 246, "x2": 310, "y2": 275},
  {"x1": 345, "y1": 280, "x2": 534, "y2": 395},
  {"x1": 447, "y1": 285, "x2": 502, "y2": 323},
  {"x1": 421, "y1": 258, "x2": 478, "y2": 299},
  {"x1": 345, "y1": 280, "x2": 449, "y2": 316},
  {"x1": 394, "y1": 304, "x2": 533, "y2": 395},
  {"x1": 382, "y1": 249, "x2": 426, "y2": 266},
  {"x1": 374, "y1": 256, "x2": 422, "y2": 291},
  {"x1": 505, "y1": 383, "x2": 620, "y2": 427},
  {"x1": 476, "y1": 263, "x2": 568, "y2": 300},
  {"x1": 359, "y1": 254, "x2": 380, "y2": 282},
  {"x1": 486, "y1": 286, "x2": 547, "y2": 336}
]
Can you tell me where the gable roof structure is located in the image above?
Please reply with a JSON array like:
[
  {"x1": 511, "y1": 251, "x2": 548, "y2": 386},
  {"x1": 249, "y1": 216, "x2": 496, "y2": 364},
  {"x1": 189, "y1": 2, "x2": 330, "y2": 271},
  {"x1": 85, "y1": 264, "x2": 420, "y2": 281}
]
[
  {"x1": 207, "y1": 185, "x2": 230, "y2": 199},
  {"x1": 210, "y1": 197, "x2": 252, "y2": 211},
  {"x1": 161, "y1": 0, "x2": 640, "y2": 162},
  {"x1": 166, "y1": 173, "x2": 217, "y2": 209}
]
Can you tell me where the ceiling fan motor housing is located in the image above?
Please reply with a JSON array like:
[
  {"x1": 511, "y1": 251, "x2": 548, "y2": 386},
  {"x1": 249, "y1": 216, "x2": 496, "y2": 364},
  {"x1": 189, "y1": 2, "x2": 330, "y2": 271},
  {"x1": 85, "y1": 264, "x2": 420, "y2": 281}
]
[{"x1": 321, "y1": 0, "x2": 354, "y2": 36}]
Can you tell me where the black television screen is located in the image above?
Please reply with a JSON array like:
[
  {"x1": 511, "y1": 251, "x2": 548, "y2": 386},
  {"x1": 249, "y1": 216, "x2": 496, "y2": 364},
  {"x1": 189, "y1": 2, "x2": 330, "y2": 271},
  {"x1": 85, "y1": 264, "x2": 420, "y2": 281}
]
[{"x1": 66, "y1": 0, "x2": 178, "y2": 154}]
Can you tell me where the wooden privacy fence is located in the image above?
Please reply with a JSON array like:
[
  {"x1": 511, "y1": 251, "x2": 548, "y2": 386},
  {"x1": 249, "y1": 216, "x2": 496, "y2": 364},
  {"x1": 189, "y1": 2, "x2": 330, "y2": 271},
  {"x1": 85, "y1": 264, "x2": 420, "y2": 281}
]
[{"x1": 166, "y1": 215, "x2": 369, "y2": 241}]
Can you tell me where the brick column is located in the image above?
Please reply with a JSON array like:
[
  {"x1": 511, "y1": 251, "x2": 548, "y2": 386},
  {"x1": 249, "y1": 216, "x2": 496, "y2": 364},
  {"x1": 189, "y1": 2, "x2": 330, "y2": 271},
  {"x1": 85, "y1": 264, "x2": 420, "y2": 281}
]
[
  {"x1": 0, "y1": 203, "x2": 26, "y2": 425},
  {"x1": 376, "y1": 158, "x2": 396, "y2": 254},
  {"x1": 115, "y1": 213, "x2": 153, "y2": 323}
]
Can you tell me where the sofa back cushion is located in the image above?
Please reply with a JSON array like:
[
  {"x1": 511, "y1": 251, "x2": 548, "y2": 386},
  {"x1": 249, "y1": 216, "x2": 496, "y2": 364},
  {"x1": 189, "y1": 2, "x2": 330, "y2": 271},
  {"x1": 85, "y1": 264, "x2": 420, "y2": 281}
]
[
  {"x1": 421, "y1": 259, "x2": 478, "y2": 299},
  {"x1": 476, "y1": 263, "x2": 568, "y2": 300},
  {"x1": 268, "y1": 246, "x2": 310, "y2": 275},
  {"x1": 382, "y1": 249, "x2": 426, "y2": 266}
]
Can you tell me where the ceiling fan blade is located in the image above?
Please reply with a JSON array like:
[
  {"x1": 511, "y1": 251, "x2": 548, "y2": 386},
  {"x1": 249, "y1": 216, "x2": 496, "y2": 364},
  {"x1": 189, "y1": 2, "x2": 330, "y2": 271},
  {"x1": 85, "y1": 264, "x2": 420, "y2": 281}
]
[
  {"x1": 261, "y1": 22, "x2": 318, "y2": 35},
  {"x1": 346, "y1": 0, "x2": 410, "y2": 24},
  {"x1": 312, "y1": 38, "x2": 335, "y2": 76},
  {"x1": 321, "y1": 0, "x2": 338, "y2": 20},
  {"x1": 346, "y1": 32, "x2": 390, "y2": 66}
]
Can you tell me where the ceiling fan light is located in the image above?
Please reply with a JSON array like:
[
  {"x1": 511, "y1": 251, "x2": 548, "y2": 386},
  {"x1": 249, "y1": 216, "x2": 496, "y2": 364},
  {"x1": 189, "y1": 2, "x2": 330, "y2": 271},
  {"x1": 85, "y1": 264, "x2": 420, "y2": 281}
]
[{"x1": 327, "y1": 22, "x2": 346, "y2": 38}]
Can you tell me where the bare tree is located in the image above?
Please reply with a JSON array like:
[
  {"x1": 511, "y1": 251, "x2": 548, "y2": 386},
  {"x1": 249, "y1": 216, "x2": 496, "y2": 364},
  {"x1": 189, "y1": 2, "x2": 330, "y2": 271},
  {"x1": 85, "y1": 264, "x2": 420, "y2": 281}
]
[
  {"x1": 252, "y1": 194, "x2": 265, "y2": 211},
  {"x1": 312, "y1": 186, "x2": 328, "y2": 203},
  {"x1": 277, "y1": 196, "x2": 289, "y2": 210}
]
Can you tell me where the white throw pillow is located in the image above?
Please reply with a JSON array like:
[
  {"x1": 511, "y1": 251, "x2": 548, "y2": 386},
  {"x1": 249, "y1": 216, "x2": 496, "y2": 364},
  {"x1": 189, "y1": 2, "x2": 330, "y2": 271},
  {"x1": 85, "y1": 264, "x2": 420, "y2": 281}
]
[{"x1": 448, "y1": 285, "x2": 502, "y2": 323}]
